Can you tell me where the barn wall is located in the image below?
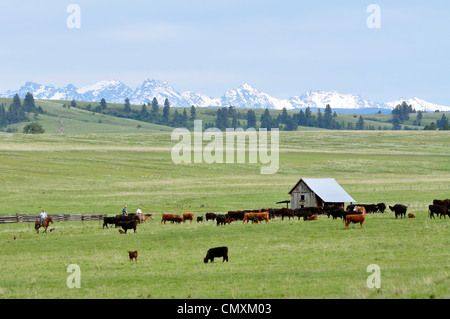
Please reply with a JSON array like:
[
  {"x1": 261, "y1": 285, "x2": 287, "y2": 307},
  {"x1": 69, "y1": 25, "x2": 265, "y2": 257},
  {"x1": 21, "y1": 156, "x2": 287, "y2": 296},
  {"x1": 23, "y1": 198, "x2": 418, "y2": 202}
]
[{"x1": 290, "y1": 181, "x2": 317, "y2": 209}]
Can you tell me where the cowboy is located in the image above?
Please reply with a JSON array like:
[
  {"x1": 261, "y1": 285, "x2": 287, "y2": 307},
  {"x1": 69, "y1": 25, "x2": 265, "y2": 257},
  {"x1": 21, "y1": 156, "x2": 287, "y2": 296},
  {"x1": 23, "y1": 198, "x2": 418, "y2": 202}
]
[
  {"x1": 40, "y1": 210, "x2": 47, "y2": 226},
  {"x1": 122, "y1": 205, "x2": 128, "y2": 216}
]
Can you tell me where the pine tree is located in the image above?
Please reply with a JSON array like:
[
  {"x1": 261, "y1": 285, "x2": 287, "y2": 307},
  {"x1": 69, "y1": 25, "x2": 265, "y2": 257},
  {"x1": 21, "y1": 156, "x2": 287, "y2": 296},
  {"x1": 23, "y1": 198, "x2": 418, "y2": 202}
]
[
  {"x1": 215, "y1": 107, "x2": 229, "y2": 131},
  {"x1": 151, "y1": 98, "x2": 159, "y2": 116},
  {"x1": 23, "y1": 92, "x2": 36, "y2": 113},
  {"x1": 317, "y1": 109, "x2": 323, "y2": 128},
  {"x1": 139, "y1": 104, "x2": 149, "y2": 120},
  {"x1": 0, "y1": 104, "x2": 6, "y2": 127},
  {"x1": 298, "y1": 110, "x2": 307, "y2": 126},
  {"x1": 305, "y1": 107, "x2": 312, "y2": 126},
  {"x1": 357, "y1": 116, "x2": 365, "y2": 130},
  {"x1": 280, "y1": 107, "x2": 289, "y2": 124},
  {"x1": 163, "y1": 99, "x2": 170, "y2": 124},
  {"x1": 100, "y1": 98, "x2": 107, "y2": 110},
  {"x1": 124, "y1": 98, "x2": 131, "y2": 113},
  {"x1": 8, "y1": 94, "x2": 27, "y2": 124},
  {"x1": 246, "y1": 110, "x2": 257, "y2": 129},
  {"x1": 190, "y1": 105, "x2": 197, "y2": 120},
  {"x1": 260, "y1": 109, "x2": 273, "y2": 130},
  {"x1": 182, "y1": 109, "x2": 188, "y2": 126},
  {"x1": 324, "y1": 104, "x2": 333, "y2": 129},
  {"x1": 416, "y1": 111, "x2": 423, "y2": 126}
]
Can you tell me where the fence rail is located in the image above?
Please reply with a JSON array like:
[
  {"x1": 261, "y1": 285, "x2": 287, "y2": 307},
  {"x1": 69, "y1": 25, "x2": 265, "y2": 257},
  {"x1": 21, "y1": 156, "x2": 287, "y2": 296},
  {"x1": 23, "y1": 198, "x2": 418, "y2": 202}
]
[{"x1": 0, "y1": 213, "x2": 106, "y2": 224}]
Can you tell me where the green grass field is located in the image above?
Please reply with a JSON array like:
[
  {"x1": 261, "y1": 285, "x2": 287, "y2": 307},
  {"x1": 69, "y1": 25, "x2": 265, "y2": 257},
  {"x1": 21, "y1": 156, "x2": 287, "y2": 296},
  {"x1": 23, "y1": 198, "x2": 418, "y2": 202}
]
[{"x1": 0, "y1": 131, "x2": 449, "y2": 299}]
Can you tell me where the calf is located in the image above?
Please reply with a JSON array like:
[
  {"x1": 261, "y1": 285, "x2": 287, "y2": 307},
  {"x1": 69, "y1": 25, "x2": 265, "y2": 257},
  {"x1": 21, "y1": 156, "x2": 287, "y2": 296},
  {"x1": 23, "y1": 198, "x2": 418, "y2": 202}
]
[
  {"x1": 128, "y1": 251, "x2": 138, "y2": 262},
  {"x1": 408, "y1": 213, "x2": 415, "y2": 218},
  {"x1": 204, "y1": 247, "x2": 228, "y2": 263},
  {"x1": 389, "y1": 204, "x2": 407, "y2": 219},
  {"x1": 306, "y1": 215, "x2": 318, "y2": 221},
  {"x1": 196, "y1": 216, "x2": 204, "y2": 223}
]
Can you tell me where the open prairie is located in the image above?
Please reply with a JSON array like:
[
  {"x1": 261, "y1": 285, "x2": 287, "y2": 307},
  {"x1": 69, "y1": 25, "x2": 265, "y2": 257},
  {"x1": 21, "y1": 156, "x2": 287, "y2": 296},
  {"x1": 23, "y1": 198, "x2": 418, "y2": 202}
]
[{"x1": 0, "y1": 131, "x2": 449, "y2": 298}]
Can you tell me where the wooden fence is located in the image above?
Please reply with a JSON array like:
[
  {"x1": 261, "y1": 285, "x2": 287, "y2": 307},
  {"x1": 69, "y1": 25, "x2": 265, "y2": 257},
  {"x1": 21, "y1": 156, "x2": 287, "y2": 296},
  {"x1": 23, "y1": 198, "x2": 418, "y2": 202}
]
[{"x1": 0, "y1": 213, "x2": 106, "y2": 224}]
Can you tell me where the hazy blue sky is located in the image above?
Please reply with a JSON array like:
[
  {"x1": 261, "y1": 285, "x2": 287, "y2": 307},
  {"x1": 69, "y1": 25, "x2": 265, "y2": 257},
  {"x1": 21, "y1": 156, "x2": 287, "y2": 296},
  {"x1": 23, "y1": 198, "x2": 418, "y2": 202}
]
[{"x1": 1, "y1": 1, "x2": 449, "y2": 104}]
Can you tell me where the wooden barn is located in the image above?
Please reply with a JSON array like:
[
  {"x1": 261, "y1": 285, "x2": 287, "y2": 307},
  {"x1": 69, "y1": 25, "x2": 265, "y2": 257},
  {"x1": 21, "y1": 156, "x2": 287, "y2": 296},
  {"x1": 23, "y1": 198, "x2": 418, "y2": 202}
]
[{"x1": 289, "y1": 178, "x2": 355, "y2": 210}]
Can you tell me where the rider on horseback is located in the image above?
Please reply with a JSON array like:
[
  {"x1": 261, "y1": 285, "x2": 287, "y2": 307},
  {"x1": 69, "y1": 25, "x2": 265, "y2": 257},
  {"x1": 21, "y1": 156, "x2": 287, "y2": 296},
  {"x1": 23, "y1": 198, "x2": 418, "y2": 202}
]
[{"x1": 40, "y1": 210, "x2": 47, "y2": 226}]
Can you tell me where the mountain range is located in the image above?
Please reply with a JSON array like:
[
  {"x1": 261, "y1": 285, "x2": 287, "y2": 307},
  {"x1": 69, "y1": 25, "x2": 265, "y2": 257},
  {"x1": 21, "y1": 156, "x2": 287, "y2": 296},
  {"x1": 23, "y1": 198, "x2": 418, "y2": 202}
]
[{"x1": 1, "y1": 79, "x2": 449, "y2": 113}]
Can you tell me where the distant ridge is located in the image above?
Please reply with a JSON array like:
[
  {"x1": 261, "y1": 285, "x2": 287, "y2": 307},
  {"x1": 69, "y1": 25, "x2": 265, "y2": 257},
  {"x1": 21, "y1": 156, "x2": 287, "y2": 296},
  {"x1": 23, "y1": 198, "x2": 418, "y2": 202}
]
[{"x1": 2, "y1": 79, "x2": 449, "y2": 112}]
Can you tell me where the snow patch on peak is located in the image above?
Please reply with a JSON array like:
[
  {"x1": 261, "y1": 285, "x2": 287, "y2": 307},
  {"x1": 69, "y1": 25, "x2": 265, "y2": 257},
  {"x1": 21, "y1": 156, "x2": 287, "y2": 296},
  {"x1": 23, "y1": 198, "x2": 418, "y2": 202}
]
[{"x1": 386, "y1": 97, "x2": 450, "y2": 112}]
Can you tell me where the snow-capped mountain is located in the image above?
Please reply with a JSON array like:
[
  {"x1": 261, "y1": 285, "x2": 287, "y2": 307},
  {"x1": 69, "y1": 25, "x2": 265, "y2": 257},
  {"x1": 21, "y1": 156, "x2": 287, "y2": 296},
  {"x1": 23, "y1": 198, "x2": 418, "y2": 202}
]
[
  {"x1": 131, "y1": 79, "x2": 188, "y2": 107},
  {"x1": 181, "y1": 91, "x2": 221, "y2": 108},
  {"x1": 221, "y1": 84, "x2": 294, "y2": 110},
  {"x1": 289, "y1": 90, "x2": 386, "y2": 110},
  {"x1": 78, "y1": 80, "x2": 133, "y2": 104},
  {"x1": 386, "y1": 97, "x2": 450, "y2": 112},
  {"x1": 1, "y1": 79, "x2": 449, "y2": 112}
]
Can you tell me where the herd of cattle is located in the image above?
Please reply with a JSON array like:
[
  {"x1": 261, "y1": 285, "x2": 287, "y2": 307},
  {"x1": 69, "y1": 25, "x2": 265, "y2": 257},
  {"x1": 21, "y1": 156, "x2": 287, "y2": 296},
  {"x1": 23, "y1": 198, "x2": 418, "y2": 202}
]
[{"x1": 102, "y1": 199, "x2": 449, "y2": 233}]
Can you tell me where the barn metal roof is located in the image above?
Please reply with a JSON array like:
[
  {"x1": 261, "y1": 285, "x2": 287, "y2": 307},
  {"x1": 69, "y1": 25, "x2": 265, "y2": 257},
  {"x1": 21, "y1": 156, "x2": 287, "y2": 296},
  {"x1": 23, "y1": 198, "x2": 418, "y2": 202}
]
[{"x1": 289, "y1": 178, "x2": 355, "y2": 203}]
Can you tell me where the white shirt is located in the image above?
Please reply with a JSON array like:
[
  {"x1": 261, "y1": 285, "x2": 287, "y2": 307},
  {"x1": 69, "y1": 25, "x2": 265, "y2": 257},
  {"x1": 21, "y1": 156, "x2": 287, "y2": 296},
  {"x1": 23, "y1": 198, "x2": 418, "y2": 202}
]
[
  {"x1": 40, "y1": 211, "x2": 47, "y2": 219},
  {"x1": 136, "y1": 208, "x2": 142, "y2": 215}
]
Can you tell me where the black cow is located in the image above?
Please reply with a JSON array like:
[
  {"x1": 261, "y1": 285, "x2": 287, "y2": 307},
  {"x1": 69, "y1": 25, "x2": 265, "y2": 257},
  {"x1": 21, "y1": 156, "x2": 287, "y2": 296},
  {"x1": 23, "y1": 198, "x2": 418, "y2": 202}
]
[
  {"x1": 216, "y1": 214, "x2": 233, "y2": 226},
  {"x1": 103, "y1": 216, "x2": 119, "y2": 229},
  {"x1": 389, "y1": 204, "x2": 407, "y2": 219},
  {"x1": 204, "y1": 247, "x2": 229, "y2": 263},
  {"x1": 205, "y1": 213, "x2": 216, "y2": 222},
  {"x1": 377, "y1": 203, "x2": 386, "y2": 214},
  {"x1": 227, "y1": 211, "x2": 245, "y2": 221},
  {"x1": 429, "y1": 205, "x2": 448, "y2": 219},
  {"x1": 280, "y1": 208, "x2": 294, "y2": 220},
  {"x1": 325, "y1": 206, "x2": 345, "y2": 220},
  {"x1": 117, "y1": 220, "x2": 138, "y2": 233},
  {"x1": 433, "y1": 199, "x2": 450, "y2": 206}
]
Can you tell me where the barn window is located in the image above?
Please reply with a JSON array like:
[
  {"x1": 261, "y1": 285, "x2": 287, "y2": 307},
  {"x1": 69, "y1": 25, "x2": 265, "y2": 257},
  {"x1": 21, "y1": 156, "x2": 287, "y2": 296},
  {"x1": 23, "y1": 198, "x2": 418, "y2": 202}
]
[{"x1": 301, "y1": 195, "x2": 305, "y2": 201}]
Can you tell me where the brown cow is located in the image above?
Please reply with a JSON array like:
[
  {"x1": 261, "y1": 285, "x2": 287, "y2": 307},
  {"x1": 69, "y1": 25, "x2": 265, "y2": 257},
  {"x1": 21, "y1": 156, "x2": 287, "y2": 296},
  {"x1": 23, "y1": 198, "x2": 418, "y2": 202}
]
[
  {"x1": 161, "y1": 214, "x2": 182, "y2": 224},
  {"x1": 345, "y1": 206, "x2": 366, "y2": 229},
  {"x1": 182, "y1": 213, "x2": 194, "y2": 223},
  {"x1": 306, "y1": 215, "x2": 318, "y2": 221},
  {"x1": 243, "y1": 211, "x2": 269, "y2": 224},
  {"x1": 408, "y1": 213, "x2": 415, "y2": 218},
  {"x1": 128, "y1": 251, "x2": 138, "y2": 262}
]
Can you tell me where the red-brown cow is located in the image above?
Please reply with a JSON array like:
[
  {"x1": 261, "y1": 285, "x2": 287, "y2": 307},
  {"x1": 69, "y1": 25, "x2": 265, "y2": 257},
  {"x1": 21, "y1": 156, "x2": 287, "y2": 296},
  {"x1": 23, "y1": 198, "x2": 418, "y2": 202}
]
[
  {"x1": 182, "y1": 213, "x2": 194, "y2": 223},
  {"x1": 161, "y1": 214, "x2": 182, "y2": 224},
  {"x1": 345, "y1": 206, "x2": 366, "y2": 229}
]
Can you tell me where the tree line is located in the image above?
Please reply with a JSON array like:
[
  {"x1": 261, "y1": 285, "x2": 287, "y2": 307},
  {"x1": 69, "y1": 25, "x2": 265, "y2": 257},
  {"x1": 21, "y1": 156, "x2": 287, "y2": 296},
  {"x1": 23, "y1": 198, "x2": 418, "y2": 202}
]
[
  {"x1": 0, "y1": 93, "x2": 44, "y2": 129},
  {"x1": 2, "y1": 93, "x2": 449, "y2": 132}
]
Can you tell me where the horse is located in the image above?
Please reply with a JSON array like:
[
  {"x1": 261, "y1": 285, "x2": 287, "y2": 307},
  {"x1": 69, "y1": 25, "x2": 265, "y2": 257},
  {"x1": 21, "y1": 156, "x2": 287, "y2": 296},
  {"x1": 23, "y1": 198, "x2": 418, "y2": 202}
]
[{"x1": 35, "y1": 216, "x2": 54, "y2": 233}]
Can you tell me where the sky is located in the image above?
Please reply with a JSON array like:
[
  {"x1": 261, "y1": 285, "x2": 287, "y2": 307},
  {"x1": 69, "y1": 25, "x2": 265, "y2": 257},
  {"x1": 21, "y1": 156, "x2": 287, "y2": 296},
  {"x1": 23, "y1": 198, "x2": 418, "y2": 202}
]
[{"x1": 0, "y1": 0, "x2": 449, "y2": 104}]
